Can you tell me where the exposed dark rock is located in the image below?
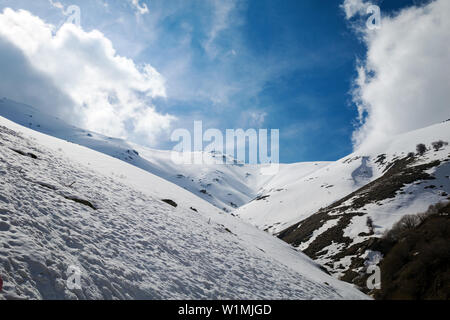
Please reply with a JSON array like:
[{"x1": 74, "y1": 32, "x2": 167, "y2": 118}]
[
  {"x1": 64, "y1": 196, "x2": 97, "y2": 210},
  {"x1": 36, "y1": 182, "x2": 57, "y2": 190},
  {"x1": 10, "y1": 148, "x2": 38, "y2": 159},
  {"x1": 161, "y1": 199, "x2": 178, "y2": 208}
]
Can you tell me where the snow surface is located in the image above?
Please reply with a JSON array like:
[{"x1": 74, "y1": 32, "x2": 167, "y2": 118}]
[
  {"x1": 0, "y1": 98, "x2": 328, "y2": 213},
  {"x1": 236, "y1": 154, "x2": 369, "y2": 233},
  {"x1": 236, "y1": 121, "x2": 450, "y2": 234},
  {"x1": 2, "y1": 97, "x2": 447, "y2": 294},
  {"x1": 323, "y1": 122, "x2": 450, "y2": 247},
  {"x1": 0, "y1": 115, "x2": 367, "y2": 300},
  {"x1": 235, "y1": 120, "x2": 450, "y2": 278}
]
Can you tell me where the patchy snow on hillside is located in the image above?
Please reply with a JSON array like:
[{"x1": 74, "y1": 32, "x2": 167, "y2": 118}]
[
  {"x1": 2, "y1": 97, "x2": 446, "y2": 295},
  {"x1": 271, "y1": 121, "x2": 450, "y2": 281},
  {"x1": 334, "y1": 122, "x2": 450, "y2": 243},
  {"x1": 0, "y1": 116, "x2": 367, "y2": 300},
  {"x1": 237, "y1": 121, "x2": 450, "y2": 235},
  {"x1": 236, "y1": 155, "x2": 372, "y2": 233}
]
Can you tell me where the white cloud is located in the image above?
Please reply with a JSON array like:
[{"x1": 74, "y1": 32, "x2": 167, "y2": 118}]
[
  {"x1": 246, "y1": 111, "x2": 267, "y2": 128},
  {"x1": 341, "y1": 0, "x2": 372, "y2": 19},
  {"x1": 130, "y1": 0, "x2": 149, "y2": 15},
  {"x1": 203, "y1": 0, "x2": 237, "y2": 58},
  {"x1": 0, "y1": 8, "x2": 174, "y2": 144},
  {"x1": 48, "y1": 0, "x2": 64, "y2": 11},
  {"x1": 350, "y1": 0, "x2": 450, "y2": 151}
]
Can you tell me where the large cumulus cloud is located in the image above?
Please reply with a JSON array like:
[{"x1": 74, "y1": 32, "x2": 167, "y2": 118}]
[
  {"x1": 0, "y1": 8, "x2": 174, "y2": 144},
  {"x1": 344, "y1": 0, "x2": 450, "y2": 150}
]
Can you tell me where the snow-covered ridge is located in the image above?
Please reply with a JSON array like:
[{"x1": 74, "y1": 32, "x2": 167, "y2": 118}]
[
  {"x1": 236, "y1": 121, "x2": 450, "y2": 234},
  {"x1": 0, "y1": 115, "x2": 367, "y2": 299},
  {"x1": 0, "y1": 98, "x2": 328, "y2": 213},
  {"x1": 2, "y1": 97, "x2": 446, "y2": 295},
  {"x1": 238, "y1": 120, "x2": 450, "y2": 284}
]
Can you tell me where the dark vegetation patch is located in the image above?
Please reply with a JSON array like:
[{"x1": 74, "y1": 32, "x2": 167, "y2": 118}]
[
  {"x1": 126, "y1": 149, "x2": 139, "y2": 156},
  {"x1": 342, "y1": 156, "x2": 360, "y2": 164},
  {"x1": 279, "y1": 155, "x2": 440, "y2": 246},
  {"x1": 431, "y1": 140, "x2": 448, "y2": 152},
  {"x1": 277, "y1": 211, "x2": 329, "y2": 246},
  {"x1": 416, "y1": 143, "x2": 427, "y2": 156},
  {"x1": 375, "y1": 154, "x2": 386, "y2": 166},
  {"x1": 278, "y1": 154, "x2": 444, "y2": 293},
  {"x1": 372, "y1": 202, "x2": 450, "y2": 300},
  {"x1": 263, "y1": 222, "x2": 281, "y2": 233},
  {"x1": 199, "y1": 189, "x2": 211, "y2": 197},
  {"x1": 366, "y1": 217, "x2": 375, "y2": 235},
  {"x1": 161, "y1": 199, "x2": 178, "y2": 208},
  {"x1": 303, "y1": 212, "x2": 365, "y2": 259},
  {"x1": 349, "y1": 158, "x2": 439, "y2": 210}
]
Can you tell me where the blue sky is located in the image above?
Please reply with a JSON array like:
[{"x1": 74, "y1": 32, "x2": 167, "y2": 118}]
[{"x1": 0, "y1": 0, "x2": 439, "y2": 163}]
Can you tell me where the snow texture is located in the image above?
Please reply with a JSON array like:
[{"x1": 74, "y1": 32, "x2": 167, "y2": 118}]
[
  {"x1": 0, "y1": 98, "x2": 331, "y2": 213},
  {"x1": 0, "y1": 115, "x2": 367, "y2": 300},
  {"x1": 237, "y1": 121, "x2": 450, "y2": 235}
]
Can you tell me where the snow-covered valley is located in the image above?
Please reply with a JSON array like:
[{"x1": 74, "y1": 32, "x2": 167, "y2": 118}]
[
  {"x1": 0, "y1": 98, "x2": 328, "y2": 213},
  {"x1": 236, "y1": 122, "x2": 450, "y2": 236},
  {"x1": 0, "y1": 114, "x2": 367, "y2": 299},
  {"x1": 1, "y1": 98, "x2": 448, "y2": 299},
  {"x1": 253, "y1": 122, "x2": 450, "y2": 283}
]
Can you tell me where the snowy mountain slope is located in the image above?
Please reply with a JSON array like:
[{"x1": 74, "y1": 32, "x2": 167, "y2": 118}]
[
  {"x1": 0, "y1": 98, "x2": 328, "y2": 212},
  {"x1": 236, "y1": 150, "x2": 379, "y2": 234},
  {"x1": 131, "y1": 146, "x2": 330, "y2": 213},
  {"x1": 0, "y1": 116, "x2": 367, "y2": 299},
  {"x1": 240, "y1": 121, "x2": 450, "y2": 286},
  {"x1": 236, "y1": 121, "x2": 450, "y2": 235}
]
